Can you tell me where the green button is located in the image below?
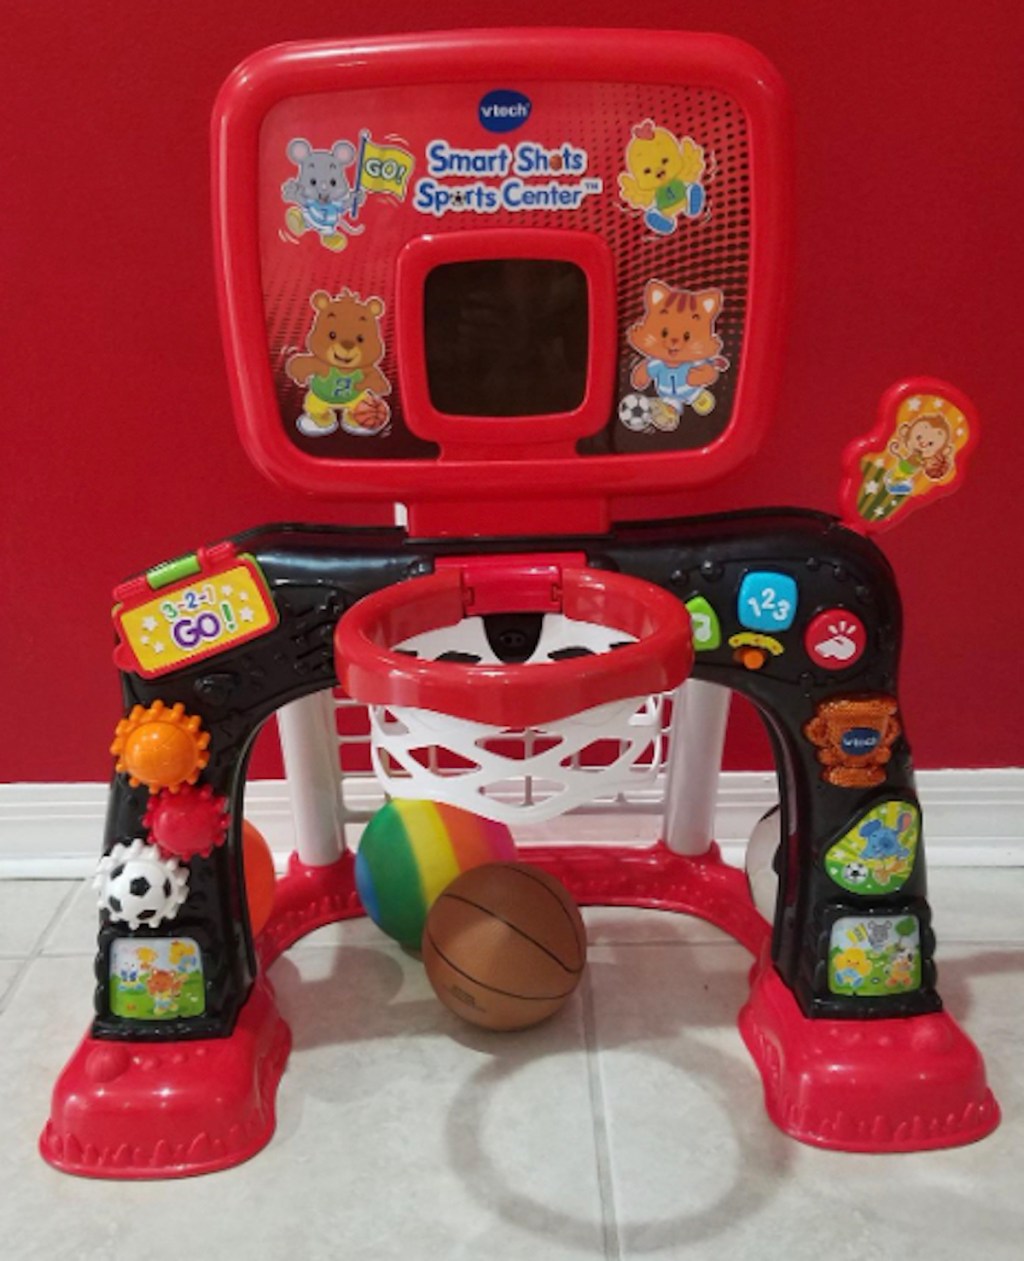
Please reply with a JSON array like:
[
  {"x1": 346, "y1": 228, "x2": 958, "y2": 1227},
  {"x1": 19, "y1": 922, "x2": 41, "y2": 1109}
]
[
  {"x1": 146, "y1": 554, "x2": 201, "y2": 590},
  {"x1": 685, "y1": 596, "x2": 721, "y2": 651}
]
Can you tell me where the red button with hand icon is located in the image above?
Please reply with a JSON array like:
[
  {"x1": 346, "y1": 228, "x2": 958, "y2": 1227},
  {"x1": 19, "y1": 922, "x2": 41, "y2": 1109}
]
[{"x1": 804, "y1": 608, "x2": 867, "y2": 670}]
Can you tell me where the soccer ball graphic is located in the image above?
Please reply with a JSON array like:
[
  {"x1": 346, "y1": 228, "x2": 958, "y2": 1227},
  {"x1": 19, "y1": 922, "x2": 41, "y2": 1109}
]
[
  {"x1": 842, "y1": 861, "x2": 870, "y2": 886},
  {"x1": 617, "y1": 393, "x2": 653, "y2": 432},
  {"x1": 94, "y1": 838, "x2": 189, "y2": 929}
]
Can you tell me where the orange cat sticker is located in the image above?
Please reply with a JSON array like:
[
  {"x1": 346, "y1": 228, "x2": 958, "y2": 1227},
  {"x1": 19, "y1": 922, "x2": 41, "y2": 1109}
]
[{"x1": 619, "y1": 280, "x2": 729, "y2": 433}]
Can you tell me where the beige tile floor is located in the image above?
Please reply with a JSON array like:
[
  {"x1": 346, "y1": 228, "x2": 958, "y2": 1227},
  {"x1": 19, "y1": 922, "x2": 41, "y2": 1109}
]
[{"x1": 2, "y1": 869, "x2": 1023, "y2": 1260}]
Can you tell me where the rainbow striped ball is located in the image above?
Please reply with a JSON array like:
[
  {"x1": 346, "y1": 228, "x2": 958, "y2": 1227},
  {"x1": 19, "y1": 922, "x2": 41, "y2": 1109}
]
[{"x1": 355, "y1": 800, "x2": 517, "y2": 949}]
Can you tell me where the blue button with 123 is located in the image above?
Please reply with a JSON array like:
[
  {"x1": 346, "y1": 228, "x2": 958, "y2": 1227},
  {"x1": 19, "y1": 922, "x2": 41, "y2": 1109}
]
[{"x1": 737, "y1": 572, "x2": 798, "y2": 632}]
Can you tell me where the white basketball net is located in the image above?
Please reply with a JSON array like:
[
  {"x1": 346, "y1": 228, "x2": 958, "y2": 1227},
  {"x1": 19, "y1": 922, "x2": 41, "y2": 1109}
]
[{"x1": 366, "y1": 612, "x2": 669, "y2": 824}]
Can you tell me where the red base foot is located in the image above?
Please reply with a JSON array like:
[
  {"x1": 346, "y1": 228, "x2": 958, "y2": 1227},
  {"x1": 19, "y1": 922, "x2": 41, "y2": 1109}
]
[
  {"x1": 40, "y1": 977, "x2": 291, "y2": 1179},
  {"x1": 739, "y1": 951, "x2": 1000, "y2": 1152}
]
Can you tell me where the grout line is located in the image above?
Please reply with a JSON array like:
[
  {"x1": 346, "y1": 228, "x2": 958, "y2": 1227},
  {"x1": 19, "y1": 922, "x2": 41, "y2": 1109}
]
[
  {"x1": 39, "y1": 881, "x2": 82, "y2": 948},
  {"x1": 585, "y1": 937, "x2": 747, "y2": 950},
  {"x1": 0, "y1": 882, "x2": 81, "y2": 1019},
  {"x1": 0, "y1": 956, "x2": 35, "y2": 1019},
  {"x1": 30, "y1": 881, "x2": 81, "y2": 954},
  {"x1": 580, "y1": 964, "x2": 623, "y2": 1261},
  {"x1": 28, "y1": 950, "x2": 96, "y2": 961}
]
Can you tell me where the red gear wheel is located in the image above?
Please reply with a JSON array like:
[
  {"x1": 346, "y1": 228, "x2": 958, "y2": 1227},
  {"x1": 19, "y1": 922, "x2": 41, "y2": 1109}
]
[{"x1": 142, "y1": 783, "x2": 229, "y2": 860}]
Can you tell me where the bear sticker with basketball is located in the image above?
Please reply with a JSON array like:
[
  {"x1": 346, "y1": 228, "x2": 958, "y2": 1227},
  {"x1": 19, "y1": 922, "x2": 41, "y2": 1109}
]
[
  {"x1": 286, "y1": 290, "x2": 392, "y2": 438},
  {"x1": 619, "y1": 280, "x2": 731, "y2": 435}
]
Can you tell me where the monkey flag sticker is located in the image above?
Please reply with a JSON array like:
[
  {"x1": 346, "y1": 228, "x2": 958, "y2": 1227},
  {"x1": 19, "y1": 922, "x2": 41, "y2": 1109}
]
[{"x1": 839, "y1": 378, "x2": 979, "y2": 535}]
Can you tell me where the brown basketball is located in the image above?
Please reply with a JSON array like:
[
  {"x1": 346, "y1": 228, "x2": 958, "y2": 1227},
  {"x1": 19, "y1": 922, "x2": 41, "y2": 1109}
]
[
  {"x1": 422, "y1": 863, "x2": 587, "y2": 1031},
  {"x1": 349, "y1": 395, "x2": 389, "y2": 433}
]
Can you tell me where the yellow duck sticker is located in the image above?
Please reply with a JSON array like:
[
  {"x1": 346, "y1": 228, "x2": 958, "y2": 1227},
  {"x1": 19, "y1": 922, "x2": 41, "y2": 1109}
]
[{"x1": 618, "y1": 120, "x2": 707, "y2": 235}]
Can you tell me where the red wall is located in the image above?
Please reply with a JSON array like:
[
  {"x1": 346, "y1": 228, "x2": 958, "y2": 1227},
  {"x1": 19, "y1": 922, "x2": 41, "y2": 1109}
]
[{"x1": 1, "y1": 1, "x2": 1020, "y2": 783}]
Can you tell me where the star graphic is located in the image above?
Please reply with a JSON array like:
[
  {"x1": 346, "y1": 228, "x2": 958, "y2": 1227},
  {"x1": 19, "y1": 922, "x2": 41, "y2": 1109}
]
[
  {"x1": 932, "y1": 398, "x2": 945, "y2": 409},
  {"x1": 240, "y1": 606, "x2": 256, "y2": 623},
  {"x1": 908, "y1": 397, "x2": 922, "y2": 411},
  {"x1": 220, "y1": 585, "x2": 234, "y2": 597},
  {"x1": 153, "y1": 641, "x2": 166, "y2": 654},
  {"x1": 141, "y1": 616, "x2": 158, "y2": 632},
  {"x1": 865, "y1": 480, "x2": 879, "y2": 494},
  {"x1": 239, "y1": 591, "x2": 250, "y2": 602},
  {"x1": 873, "y1": 506, "x2": 886, "y2": 517}
]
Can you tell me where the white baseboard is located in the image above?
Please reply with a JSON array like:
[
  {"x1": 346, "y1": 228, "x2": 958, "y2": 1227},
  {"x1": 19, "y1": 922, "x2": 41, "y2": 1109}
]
[{"x1": 0, "y1": 769, "x2": 1021, "y2": 879}]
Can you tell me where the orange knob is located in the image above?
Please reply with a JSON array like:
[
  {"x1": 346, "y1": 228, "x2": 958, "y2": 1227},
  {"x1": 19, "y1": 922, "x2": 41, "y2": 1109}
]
[{"x1": 111, "y1": 700, "x2": 211, "y2": 793}]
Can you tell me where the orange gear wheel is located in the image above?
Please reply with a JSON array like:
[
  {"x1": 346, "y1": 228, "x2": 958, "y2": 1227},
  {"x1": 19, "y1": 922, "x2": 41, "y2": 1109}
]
[{"x1": 110, "y1": 700, "x2": 211, "y2": 793}]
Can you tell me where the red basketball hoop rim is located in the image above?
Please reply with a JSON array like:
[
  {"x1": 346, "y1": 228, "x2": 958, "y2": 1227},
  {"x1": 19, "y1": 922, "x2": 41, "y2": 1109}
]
[{"x1": 335, "y1": 558, "x2": 693, "y2": 728}]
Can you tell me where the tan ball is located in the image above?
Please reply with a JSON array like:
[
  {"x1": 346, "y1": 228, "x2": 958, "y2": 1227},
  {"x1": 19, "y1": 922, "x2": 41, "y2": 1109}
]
[{"x1": 422, "y1": 863, "x2": 587, "y2": 1031}]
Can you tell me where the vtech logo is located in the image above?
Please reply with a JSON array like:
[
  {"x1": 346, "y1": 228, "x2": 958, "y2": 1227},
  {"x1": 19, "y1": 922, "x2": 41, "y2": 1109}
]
[{"x1": 479, "y1": 89, "x2": 532, "y2": 133}]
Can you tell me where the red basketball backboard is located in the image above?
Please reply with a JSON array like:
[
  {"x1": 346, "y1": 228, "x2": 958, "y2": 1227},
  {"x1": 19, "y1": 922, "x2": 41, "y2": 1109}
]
[{"x1": 213, "y1": 29, "x2": 789, "y2": 535}]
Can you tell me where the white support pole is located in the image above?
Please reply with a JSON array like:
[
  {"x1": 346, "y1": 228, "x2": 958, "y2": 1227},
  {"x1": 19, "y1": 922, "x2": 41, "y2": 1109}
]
[
  {"x1": 276, "y1": 690, "x2": 347, "y2": 867},
  {"x1": 662, "y1": 678, "x2": 731, "y2": 856}
]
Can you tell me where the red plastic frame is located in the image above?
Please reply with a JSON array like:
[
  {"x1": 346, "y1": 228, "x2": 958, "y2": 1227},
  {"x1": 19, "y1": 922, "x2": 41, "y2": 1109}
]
[
  {"x1": 212, "y1": 29, "x2": 791, "y2": 534},
  {"x1": 335, "y1": 557, "x2": 694, "y2": 726}
]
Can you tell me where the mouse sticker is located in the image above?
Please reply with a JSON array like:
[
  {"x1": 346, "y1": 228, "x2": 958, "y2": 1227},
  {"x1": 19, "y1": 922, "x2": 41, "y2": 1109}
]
[
  {"x1": 286, "y1": 289, "x2": 392, "y2": 438},
  {"x1": 281, "y1": 132, "x2": 414, "y2": 250},
  {"x1": 619, "y1": 281, "x2": 730, "y2": 434},
  {"x1": 618, "y1": 120, "x2": 707, "y2": 235}
]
